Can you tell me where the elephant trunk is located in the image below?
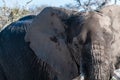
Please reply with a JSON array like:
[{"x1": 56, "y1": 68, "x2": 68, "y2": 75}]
[
  {"x1": 82, "y1": 41, "x2": 111, "y2": 80},
  {"x1": 90, "y1": 41, "x2": 111, "y2": 80}
]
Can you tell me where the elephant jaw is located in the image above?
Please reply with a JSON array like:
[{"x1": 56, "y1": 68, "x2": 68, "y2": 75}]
[{"x1": 81, "y1": 41, "x2": 111, "y2": 80}]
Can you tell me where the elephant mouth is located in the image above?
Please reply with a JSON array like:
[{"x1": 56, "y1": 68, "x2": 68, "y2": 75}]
[{"x1": 81, "y1": 41, "x2": 111, "y2": 80}]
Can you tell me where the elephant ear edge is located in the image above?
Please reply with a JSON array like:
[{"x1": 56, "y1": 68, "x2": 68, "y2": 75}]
[{"x1": 25, "y1": 7, "x2": 78, "y2": 42}]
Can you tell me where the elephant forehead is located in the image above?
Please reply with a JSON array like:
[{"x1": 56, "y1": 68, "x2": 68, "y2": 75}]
[{"x1": 85, "y1": 12, "x2": 111, "y2": 32}]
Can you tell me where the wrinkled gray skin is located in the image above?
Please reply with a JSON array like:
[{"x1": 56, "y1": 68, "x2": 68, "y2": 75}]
[
  {"x1": 81, "y1": 13, "x2": 112, "y2": 80},
  {"x1": 100, "y1": 5, "x2": 120, "y2": 69},
  {"x1": 65, "y1": 11, "x2": 114, "y2": 80}
]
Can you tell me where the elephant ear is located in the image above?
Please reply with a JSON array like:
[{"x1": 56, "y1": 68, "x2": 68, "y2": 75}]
[
  {"x1": 100, "y1": 5, "x2": 120, "y2": 59},
  {"x1": 25, "y1": 7, "x2": 78, "y2": 76}
]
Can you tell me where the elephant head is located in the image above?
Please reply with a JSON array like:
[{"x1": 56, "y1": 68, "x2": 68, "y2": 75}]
[
  {"x1": 65, "y1": 11, "x2": 114, "y2": 80},
  {"x1": 25, "y1": 7, "x2": 79, "y2": 80},
  {"x1": 79, "y1": 12, "x2": 113, "y2": 80}
]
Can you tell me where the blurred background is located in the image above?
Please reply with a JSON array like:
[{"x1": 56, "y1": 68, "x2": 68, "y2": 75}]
[{"x1": 0, "y1": 0, "x2": 120, "y2": 29}]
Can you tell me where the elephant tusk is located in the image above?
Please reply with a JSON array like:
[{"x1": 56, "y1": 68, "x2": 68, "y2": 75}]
[
  {"x1": 72, "y1": 74, "x2": 85, "y2": 80},
  {"x1": 111, "y1": 69, "x2": 120, "y2": 80}
]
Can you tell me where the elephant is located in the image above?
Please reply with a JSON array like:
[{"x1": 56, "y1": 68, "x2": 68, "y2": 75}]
[
  {"x1": 24, "y1": 6, "x2": 114, "y2": 80},
  {"x1": 0, "y1": 5, "x2": 120, "y2": 80}
]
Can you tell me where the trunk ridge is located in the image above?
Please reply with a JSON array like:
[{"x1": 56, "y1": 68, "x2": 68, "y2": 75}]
[
  {"x1": 82, "y1": 41, "x2": 111, "y2": 80},
  {"x1": 90, "y1": 41, "x2": 110, "y2": 80}
]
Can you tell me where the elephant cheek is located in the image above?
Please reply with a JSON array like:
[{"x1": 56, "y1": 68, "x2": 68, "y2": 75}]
[{"x1": 81, "y1": 41, "x2": 111, "y2": 80}]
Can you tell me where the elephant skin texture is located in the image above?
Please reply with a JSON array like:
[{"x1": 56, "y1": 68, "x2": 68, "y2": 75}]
[
  {"x1": 100, "y1": 5, "x2": 120, "y2": 69},
  {"x1": 66, "y1": 11, "x2": 114, "y2": 80},
  {"x1": 25, "y1": 7, "x2": 80, "y2": 80}
]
